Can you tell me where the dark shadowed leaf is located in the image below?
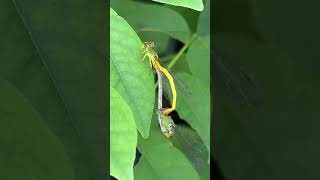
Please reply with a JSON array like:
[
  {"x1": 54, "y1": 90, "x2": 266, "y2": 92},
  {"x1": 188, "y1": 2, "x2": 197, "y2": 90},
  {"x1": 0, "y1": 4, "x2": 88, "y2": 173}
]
[
  {"x1": 0, "y1": 78, "x2": 74, "y2": 180},
  {"x1": 0, "y1": 0, "x2": 107, "y2": 179}
]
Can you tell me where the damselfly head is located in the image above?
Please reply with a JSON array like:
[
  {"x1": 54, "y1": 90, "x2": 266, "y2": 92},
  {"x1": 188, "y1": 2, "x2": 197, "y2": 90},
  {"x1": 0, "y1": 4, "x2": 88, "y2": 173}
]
[
  {"x1": 143, "y1": 41, "x2": 155, "y2": 48},
  {"x1": 161, "y1": 115, "x2": 176, "y2": 138},
  {"x1": 163, "y1": 121, "x2": 175, "y2": 138}
]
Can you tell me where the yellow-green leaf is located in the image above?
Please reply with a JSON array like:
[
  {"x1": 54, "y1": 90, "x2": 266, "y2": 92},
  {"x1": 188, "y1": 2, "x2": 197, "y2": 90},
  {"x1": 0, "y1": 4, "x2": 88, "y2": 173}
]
[{"x1": 110, "y1": 87, "x2": 137, "y2": 180}]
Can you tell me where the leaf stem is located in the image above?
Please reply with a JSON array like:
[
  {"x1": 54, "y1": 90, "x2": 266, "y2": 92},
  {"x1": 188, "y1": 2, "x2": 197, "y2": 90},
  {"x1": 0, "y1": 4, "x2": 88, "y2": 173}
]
[{"x1": 167, "y1": 34, "x2": 197, "y2": 70}]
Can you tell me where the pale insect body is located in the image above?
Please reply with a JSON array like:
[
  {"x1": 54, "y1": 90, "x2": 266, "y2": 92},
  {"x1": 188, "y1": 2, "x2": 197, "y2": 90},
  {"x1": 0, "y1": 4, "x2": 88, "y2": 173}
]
[{"x1": 141, "y1": 41, "x2": 176, "y2": 138}]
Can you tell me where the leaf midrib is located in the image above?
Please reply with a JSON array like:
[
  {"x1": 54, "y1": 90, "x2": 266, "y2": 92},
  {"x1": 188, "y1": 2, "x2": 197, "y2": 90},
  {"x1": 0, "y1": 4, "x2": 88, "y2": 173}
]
[
  {"x1": 11, "y1": 0, "x2": 81, "y2": 136},
  {"x1": 110, "y1": 56, "x2": 149, "y2": 137}
]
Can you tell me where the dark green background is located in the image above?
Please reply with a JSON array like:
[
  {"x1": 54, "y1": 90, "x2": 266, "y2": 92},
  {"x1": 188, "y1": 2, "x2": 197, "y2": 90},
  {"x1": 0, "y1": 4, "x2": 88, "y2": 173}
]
[
  {"x1": 0, "y1": 0, "x2": 108, "y2": 179},
  {"x1": 214, "y1": 0, "x2": 320, "y2": 179}
]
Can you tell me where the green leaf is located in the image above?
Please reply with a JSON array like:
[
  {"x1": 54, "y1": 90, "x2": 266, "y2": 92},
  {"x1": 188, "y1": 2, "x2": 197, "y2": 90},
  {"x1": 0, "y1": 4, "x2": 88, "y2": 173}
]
[
  {"x1": 110, "y1": 8, "x2": 155, "y2": 138},
  {"x1": 175, "y1": 73, "x2": 210, "y2": 153},
  {"x1": 134, "y1": 115, "x2": 200, "y2": 180},
  {"x1": 165, "y1": 5, "x2": 200, "y2": 33},
  {"x1": 111, "y1": 0, "x2": 191, "y2": 43},
  {"x1": 110, "y1": 87, "x2": 137, "y2": 180},
  {"x1": 0, "y1": 78, "x2": 74, "y2": 180},
  {"x1": 0, "y1": 0, "x2": 107, "y2": 179},
  {"x1": 171, "y1": 125, "x2": 210, "y2": 180},
  {"x1": 168, "y1": 53, "x2": 193, "y2": 74},
  {"x1": 153, "y1": 0, "x2": 204, "y2": 11},
  {"x1": 197, "y1": 0, "x2": 210, "y2": 36},
  {"x1": 186, "y1": 35, "x2": 210, "y2": 83}
]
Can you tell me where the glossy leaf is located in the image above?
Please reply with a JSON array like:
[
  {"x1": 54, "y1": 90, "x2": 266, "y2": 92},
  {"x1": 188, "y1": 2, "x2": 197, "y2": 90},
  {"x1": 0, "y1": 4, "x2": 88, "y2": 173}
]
[
  {"x1": 110, "y1": 87, "x2": 137, "y2": 180},
  {"x1": 110, "y1": 8, "x2": 154, "y2": 138},
  {"x1": 111, "y1": 0, "x2": 191, "y2": 43}
]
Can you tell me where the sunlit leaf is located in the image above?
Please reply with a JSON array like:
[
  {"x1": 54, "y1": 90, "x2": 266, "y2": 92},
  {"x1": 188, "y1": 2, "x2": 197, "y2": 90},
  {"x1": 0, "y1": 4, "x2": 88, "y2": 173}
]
[
  {"x1": 110, "y1": 8, "x2": 155, "y2": 138},
  {"x1": 110, "y1": 87, "x2": 137, "y2": 180}
]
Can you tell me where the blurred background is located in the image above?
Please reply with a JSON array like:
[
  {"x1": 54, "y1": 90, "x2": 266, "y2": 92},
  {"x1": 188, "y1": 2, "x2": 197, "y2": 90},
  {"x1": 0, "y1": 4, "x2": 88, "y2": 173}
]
[{"x1": 213, "y1": 0, "x2": 320, "y2": 179}]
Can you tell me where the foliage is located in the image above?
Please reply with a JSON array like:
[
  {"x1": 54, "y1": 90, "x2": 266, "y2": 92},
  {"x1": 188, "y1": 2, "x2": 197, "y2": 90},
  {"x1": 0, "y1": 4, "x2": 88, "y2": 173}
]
[
  {"x1": 110, "y1": 0, "x2": 210, "y2": 179},
  {"x1": 110, "y1": 87, "x2": 137, "y2": 180},
  {"x1": 153, "y1": 0, "x2": 204, "y2": 11},
  {"x1": 0, "y1": 0, "x2": 107, "y2": 179},
  {"x1": 213, "y1": 0, "x2": 320, "y2": 180}
]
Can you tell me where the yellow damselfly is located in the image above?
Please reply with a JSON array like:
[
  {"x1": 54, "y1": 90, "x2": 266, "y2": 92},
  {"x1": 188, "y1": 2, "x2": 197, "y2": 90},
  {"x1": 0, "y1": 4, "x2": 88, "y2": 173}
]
[{"x1": 142, "y1": 41, "x2": 177, "y2": 116}]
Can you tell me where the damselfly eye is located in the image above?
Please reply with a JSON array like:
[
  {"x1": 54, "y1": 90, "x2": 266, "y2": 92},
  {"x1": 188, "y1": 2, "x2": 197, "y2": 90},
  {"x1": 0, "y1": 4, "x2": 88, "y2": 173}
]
[
  {"x1": 143, "y1": 41, "x2": 155, "y2": 48},
  {"x1": 168, "y1": 122, "x2": 175, "y2": 133}
]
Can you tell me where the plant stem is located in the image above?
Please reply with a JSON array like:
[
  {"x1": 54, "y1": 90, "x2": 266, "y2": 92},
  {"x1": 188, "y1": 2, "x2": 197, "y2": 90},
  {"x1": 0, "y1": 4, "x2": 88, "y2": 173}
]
[{"x1": 167, "y1": 34, "x2": 197, "y2": 70}]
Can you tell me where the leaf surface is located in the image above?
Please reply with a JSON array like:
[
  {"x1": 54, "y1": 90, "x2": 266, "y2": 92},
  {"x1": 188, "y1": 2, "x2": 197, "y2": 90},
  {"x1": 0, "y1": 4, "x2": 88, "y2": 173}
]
[
  {"x1": 111, "y1": 0, "x2": 191, "y2": 43},
  {"x1": 153, "y1": 0, "x2": 204, "y2": 11},
  {"x1": 110, "y1": 8, "x2": 155, "y2": 138},
  {"x1": 110, "y1": 87, "x2": 137, "y2": 180}
]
